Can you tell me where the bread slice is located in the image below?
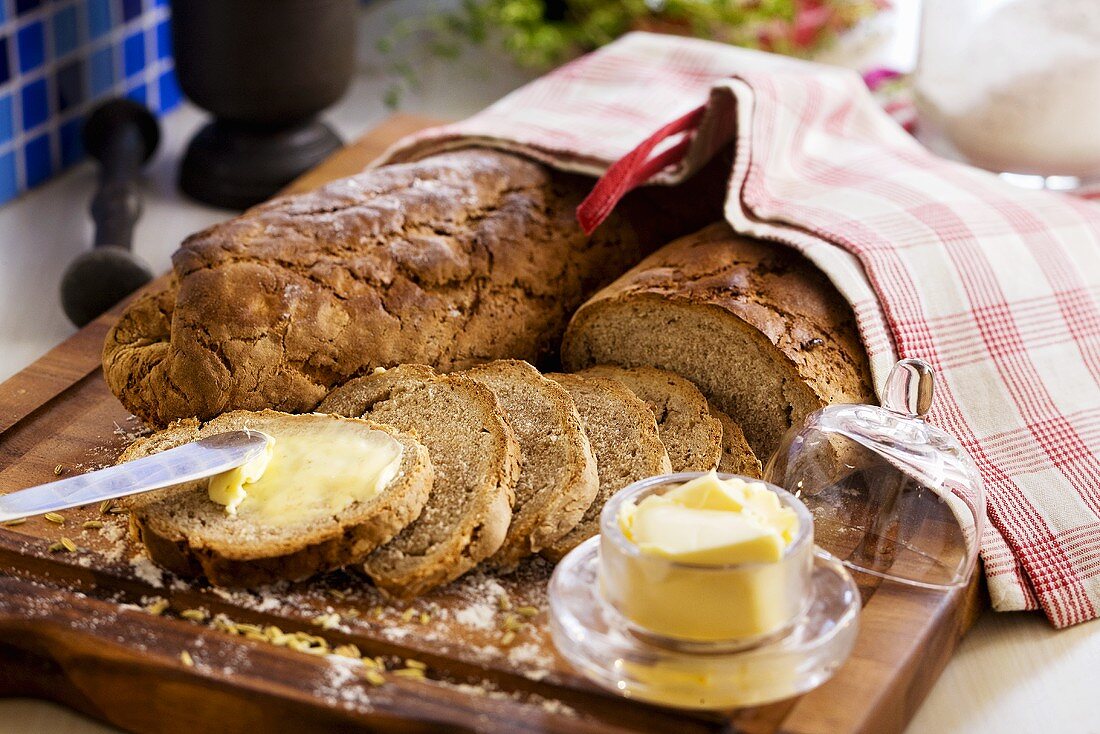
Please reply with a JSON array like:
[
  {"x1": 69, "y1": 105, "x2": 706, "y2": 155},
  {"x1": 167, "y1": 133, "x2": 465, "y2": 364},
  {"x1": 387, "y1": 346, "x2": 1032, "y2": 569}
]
[
  {"x1": 121, "y1": 410, "x2": 433, "y2": 587},
  {"x1": 318, "y1": 365, "x2": 520, "y2": 598},
  {"x1": 460, "y1": 360, "x2": 599, "y2": 571},
  {"x1": 541, "y1": 373, "x2": 672, "y2": 560},
  {"x1": 710, "y1": 407, "x2": 763, "y2": 478},
  {"x1": 578, "y1": 365, "x2": 722, "y2": 472},
  {"x1": 561, "y1": 223, "x2": 876, "y2": 460}
]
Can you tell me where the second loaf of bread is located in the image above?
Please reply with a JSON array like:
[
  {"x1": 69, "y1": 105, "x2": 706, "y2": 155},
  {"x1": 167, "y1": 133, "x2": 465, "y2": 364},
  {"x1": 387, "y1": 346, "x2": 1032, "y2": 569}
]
[{"x1": 562, "y1": 222, "x2": 876, "y2": 460}]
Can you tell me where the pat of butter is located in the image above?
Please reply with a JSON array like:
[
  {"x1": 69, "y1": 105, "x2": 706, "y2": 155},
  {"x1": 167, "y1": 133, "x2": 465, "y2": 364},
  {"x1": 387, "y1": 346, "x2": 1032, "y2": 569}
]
[
  {"x1": 207, "y1": 425, "x2": 403, "y2": 526},
  {"x1": 208, "y1": 438, "x2": 274, "y2": 514},
  {"x1": 601, "y1": 472, "x2": 806, "y2": 642},
  {"x1": 619, "y1": 472, "x2": 799, "y2": 564}
]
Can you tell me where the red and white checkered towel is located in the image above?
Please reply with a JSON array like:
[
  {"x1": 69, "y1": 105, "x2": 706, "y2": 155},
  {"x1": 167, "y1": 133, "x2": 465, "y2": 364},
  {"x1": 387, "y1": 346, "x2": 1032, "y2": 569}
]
[{"x1": 381, "y1": 32, "x2": 1100, "y2": 627}]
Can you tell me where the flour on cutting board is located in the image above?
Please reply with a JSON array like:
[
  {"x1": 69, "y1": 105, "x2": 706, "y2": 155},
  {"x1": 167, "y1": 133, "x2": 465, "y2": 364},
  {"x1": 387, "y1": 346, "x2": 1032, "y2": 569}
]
[{"x1": 129, "y1": 553, "x2": 165, "y2": 588}]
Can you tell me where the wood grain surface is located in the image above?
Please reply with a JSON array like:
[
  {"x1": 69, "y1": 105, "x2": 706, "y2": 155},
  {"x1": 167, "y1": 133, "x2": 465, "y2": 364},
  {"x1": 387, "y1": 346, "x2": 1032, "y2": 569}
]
[{"x1": 0, "y1": 114, "x2": 983, "y2": 734}]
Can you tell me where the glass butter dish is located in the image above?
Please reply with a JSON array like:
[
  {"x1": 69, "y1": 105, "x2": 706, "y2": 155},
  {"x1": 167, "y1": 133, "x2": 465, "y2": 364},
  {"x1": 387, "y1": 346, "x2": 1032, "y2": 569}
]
[{"x1": 548, "y1": 473, "x2": 860, "y2": 710}]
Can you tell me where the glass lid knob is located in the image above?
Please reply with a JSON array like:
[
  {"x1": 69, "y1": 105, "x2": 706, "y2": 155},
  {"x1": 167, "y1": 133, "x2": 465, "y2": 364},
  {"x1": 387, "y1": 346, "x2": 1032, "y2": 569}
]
[{"x1": 882, "y1": 358, "x2": 934, "y2": 418}]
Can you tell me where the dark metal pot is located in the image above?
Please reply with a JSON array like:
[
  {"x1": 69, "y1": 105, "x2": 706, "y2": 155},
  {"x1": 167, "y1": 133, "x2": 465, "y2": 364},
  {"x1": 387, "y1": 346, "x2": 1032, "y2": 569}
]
[{"x1": 171, "y1": 0, "x2": 357, "y2": 208}]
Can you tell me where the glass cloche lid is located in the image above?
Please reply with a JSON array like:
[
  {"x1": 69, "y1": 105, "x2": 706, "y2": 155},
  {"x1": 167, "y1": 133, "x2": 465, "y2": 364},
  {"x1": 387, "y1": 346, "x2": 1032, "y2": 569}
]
[{"x1": 764, "y1": 359, "x2": 985, "y2": 589}]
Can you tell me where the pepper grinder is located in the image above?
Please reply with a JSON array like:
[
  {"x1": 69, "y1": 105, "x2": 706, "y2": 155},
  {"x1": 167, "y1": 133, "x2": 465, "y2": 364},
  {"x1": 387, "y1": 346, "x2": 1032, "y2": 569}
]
[
  {"x1": 59, "y1": 99, "x2": 159, "y2": 327},
  {"x1": 171, "y1": 0, "x2": 357, "y2": 209}
]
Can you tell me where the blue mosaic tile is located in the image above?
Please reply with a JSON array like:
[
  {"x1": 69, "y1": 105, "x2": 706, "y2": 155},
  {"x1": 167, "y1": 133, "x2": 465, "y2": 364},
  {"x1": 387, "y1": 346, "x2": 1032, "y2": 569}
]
[
  {"x1": 123, "y1": 29, "x2": 143, "y2": 76},
  {"x1": 16, "y1": 20, "x2": 45, "y2": 73},
  {"x1": 23, "y1": 132, "x2": 51, "y2": 187},
  {"x1": 125, "y1": 81, "x2": 145, "y2": 105},
  {"x1": 88, "y1": 44, "x2": 113, "y2": 96},
  {"x1": 87, "y1": 0, "x2": 112, "y2": 40},
  {"x1": 0, "y1": 0, "x2": 178, "y2": 204},
  {"x1": 157, "y1": 67, "x2": 179, "y2": 112},
  {"x1": 20, "y1": 77, "x2": 48, "y2": 130},
  {"x1": 0, "y1": 36, "x2": 10, "y2": 85},
  {"x1": 0, "y1": 152, "x2": 16, "y2": 202},
  {"x1": 155, "y1": 17, "x2": 169, "y2": 59},
  {"x1": 0, "y1": 95, "x2": 12, "y2": 143},
  {"x1": 120, "y1": 0, "x2": 142, "y2": 22},
  {"x1": 59, "y1": 115, "x2": 83, "y2": 166},
  {"x1": 53, "y1": 5, "x2": 80, "y2": 57},
  {"x1": 56, "y1": 57, "x2": 84, "y2": 112}
]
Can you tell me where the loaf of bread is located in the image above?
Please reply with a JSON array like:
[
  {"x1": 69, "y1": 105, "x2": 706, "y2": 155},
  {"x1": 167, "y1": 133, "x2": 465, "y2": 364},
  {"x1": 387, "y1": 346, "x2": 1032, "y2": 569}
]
[
  {"x1": 122, "y1": 411, "x2": 434, "y2": 587},
  {"x1": 104, "y1": 148, "x2": 723, "y2": 428},
  {"x1": 561, "y1": 223, "x2": 875, "y2": 460}
]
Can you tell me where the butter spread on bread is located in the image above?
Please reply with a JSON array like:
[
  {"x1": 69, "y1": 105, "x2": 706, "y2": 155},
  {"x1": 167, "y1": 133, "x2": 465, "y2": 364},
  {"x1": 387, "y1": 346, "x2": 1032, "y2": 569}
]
[
  {"x1": 207, "y1": 437, "x2": 273, "y2": 514},
  {"x1": 207, "y1": 424, "x2": 403, "y2": 526}
]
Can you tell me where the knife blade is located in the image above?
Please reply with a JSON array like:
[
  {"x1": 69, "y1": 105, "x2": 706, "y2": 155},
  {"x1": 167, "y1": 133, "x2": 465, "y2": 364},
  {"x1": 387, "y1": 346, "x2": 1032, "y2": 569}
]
[{"x1": 0, "y1": 430, "x2": 272, "y2": 523}]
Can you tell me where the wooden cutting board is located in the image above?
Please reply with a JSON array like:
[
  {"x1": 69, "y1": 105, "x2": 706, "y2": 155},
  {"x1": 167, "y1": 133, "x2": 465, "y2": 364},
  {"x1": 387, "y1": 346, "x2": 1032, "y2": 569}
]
[{"x1": 0, "y1": 114, "x2": 982, "y2": 734}]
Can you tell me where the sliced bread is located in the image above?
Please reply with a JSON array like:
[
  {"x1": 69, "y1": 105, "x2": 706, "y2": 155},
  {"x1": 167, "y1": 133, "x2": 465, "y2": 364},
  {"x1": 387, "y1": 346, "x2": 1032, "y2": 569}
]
[
  {"x1": 318, "y1": 364, "x2": 521, "y2": 598},
  {"x1": 541, "y1": 373, "x2": 672, "y2": 560},
  {"x1": 121, "y1": 410, "x2": 433, "y2": 587},
  {"x1": 578, "y1": 365, "x2": 722, "y2": 472},
  {"x1": 460, "y1": 360, "x2": 599, "y2": 571},
  {"x1": 710, "y1": 407, "x2": 763, "y2": 478},
  {"x1": 561, "y1": 222, "x2": 876, "y2": 460}
]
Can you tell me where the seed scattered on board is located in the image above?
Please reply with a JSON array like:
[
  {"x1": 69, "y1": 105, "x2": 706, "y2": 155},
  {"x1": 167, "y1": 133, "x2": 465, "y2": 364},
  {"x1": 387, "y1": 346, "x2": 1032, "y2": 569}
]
[
  {"x1": 145, "y1": 598, "x2": 170, "y2": 615},
  {"x1": 169, "y1": 609, "x2": 433, "y2": 688},
  {"x1": 48, "y1": 537, "x2": 78, "y2": 553}
]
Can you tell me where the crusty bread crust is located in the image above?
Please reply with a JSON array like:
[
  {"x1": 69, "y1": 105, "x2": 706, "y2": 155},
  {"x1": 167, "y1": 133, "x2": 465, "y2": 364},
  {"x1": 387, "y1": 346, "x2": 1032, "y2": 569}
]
[
  {"x1": 561, "y1": 222, "x2": 875, "y2": 459},
  {"x1": 460, "y1": 360, "x2": 598, "y2": 570},
  {"x1": 578, "y1": 365, "x2": 722, "y2": 472},
  {"x1": 318, "y1": 365, "x2": 521, "y2": 598},
  {"x1": 541, "y1": 373, "x2": 671, "y2": 561},
  {"x1": 122, "y1": 410, "x2": 433, "y2": 587}
]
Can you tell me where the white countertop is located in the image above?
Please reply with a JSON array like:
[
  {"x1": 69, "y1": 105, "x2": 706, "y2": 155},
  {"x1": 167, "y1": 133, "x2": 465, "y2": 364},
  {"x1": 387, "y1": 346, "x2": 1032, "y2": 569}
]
[{"x1": 0, "y1": 2, "x2": 1096, "y2": 732}]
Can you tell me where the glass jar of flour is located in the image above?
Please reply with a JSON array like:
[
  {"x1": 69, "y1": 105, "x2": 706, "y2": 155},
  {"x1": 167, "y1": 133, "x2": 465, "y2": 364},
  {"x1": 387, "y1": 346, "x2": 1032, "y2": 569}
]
[{"x1": 915, "y1": 0, "x2": 1100, "y2": 190}]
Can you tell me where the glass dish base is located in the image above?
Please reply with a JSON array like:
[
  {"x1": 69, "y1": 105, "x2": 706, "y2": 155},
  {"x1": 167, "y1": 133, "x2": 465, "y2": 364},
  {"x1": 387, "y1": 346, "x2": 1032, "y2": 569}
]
[{"x1": 548, "y1": 537, "x2": 860, "y2": 711}]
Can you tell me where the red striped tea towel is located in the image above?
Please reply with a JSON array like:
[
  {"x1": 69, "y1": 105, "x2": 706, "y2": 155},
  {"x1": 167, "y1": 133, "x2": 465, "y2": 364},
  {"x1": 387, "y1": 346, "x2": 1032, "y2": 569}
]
[{"x1": 380, "y1": 32, "x2": 1100, "y2": 627}]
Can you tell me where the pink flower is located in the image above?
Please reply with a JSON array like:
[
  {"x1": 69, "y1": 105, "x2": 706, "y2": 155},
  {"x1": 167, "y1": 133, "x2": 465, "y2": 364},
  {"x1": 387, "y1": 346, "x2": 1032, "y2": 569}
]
[
  {"x1": 792, "y1": 0, "x2": 834, "y2": 48},
  {"x1": 863, "y1": 67, "x2": 903, "y2": 91}
]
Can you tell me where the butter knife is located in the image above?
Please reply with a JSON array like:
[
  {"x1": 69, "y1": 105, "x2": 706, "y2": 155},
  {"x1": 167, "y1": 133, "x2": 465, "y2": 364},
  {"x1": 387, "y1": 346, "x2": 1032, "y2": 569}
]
[{"x1": 0, "y1": 430, "x2": 272, "y2": 523}]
